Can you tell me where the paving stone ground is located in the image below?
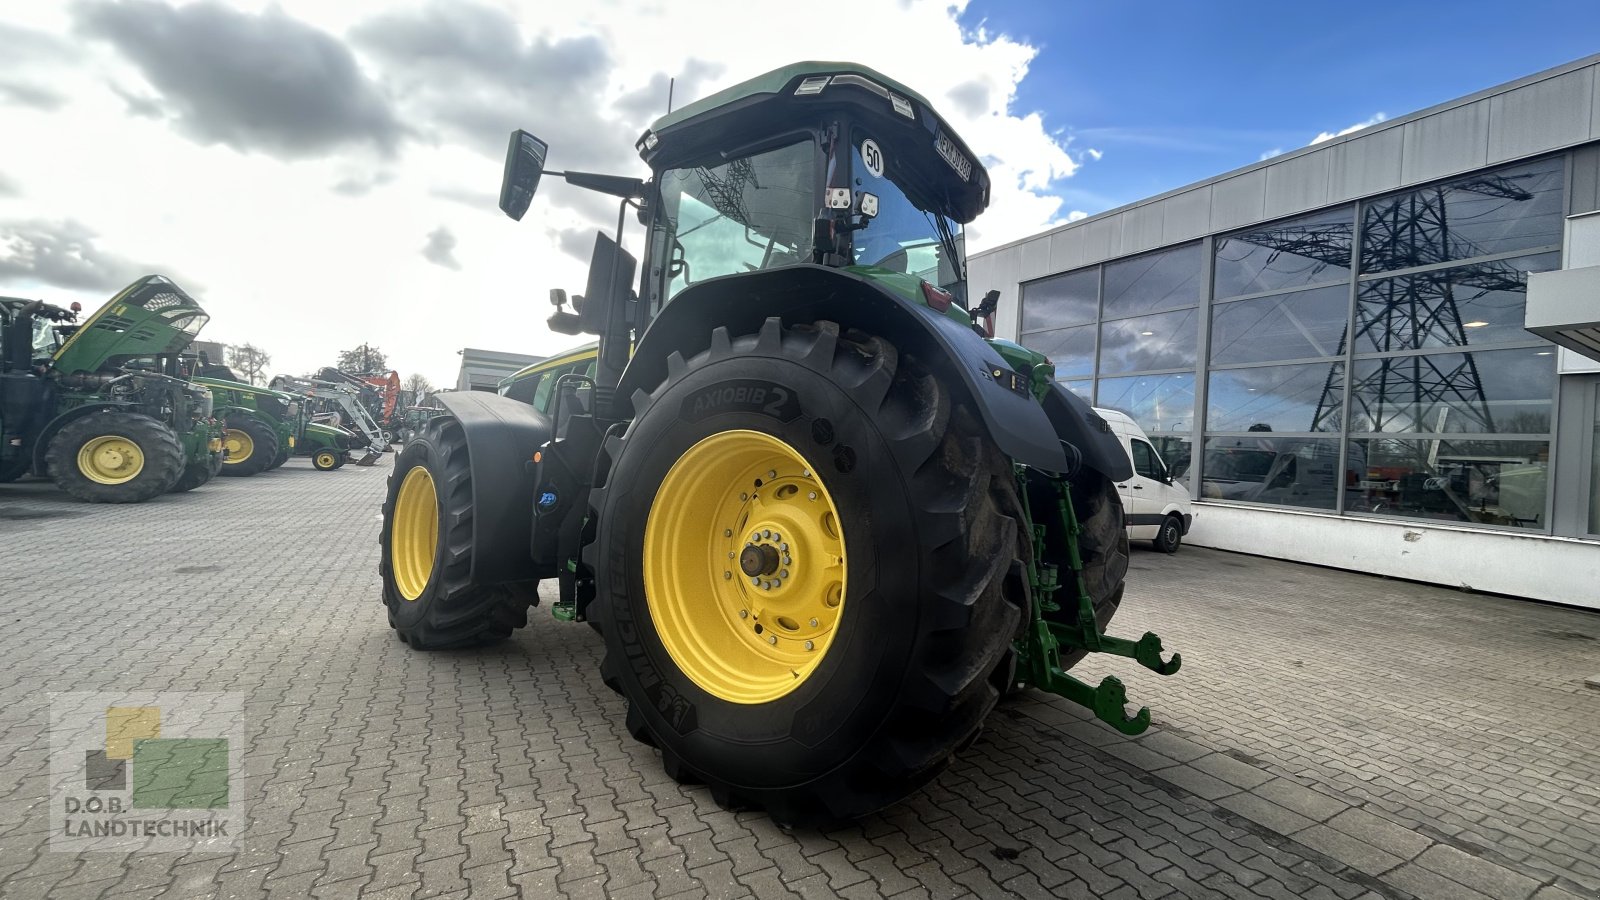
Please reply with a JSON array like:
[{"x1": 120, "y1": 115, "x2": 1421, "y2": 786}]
[{"x1": 1, "y1": 459, "x2": 1597, "y2": 899}]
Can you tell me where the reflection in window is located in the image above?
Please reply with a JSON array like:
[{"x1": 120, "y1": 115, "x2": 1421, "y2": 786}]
[
  {"x1": 659, "y1": 141, "x2": 817, "y2": 299},
  {"x1": 1096, "y1": 374, "x2": 1194, "y2": 485},
  {"x1": 1020, "y1": 325, "x2": 1095, "y2": 378},
  {"x1": 1215, "y1": 207, "x2": 1353, "y2": 299},
  {"x1": 1348, "y1": 438, "x2": 1548, "y2": 529},
  {"x1": 1098, "y1": 308, "x2": 1198, "y2": 374},
  {"x1": 1210, "y1": 285, "x2": 1350, "y2": 364},
  {"x1": 1353, "y1": 253, "x2": 1557, "y2": 351},
  {"x1": 1207, "y1": 363, "x2": 1343, "y2": 433},
  {"x1": 1059, "y1": 379, "x2": 1093, "y2": 401},
  {"x1": 1021, "y1": 268, "x2": 1098, "y2": 331},
  {"x1": 1102, "y1": 243, "x2": 1201, "y2": 316},
  {"x1": 1360, "y1": 156, "x2": 1564, "y2": 274},
  {"x1": 1347, "y1": 348, "x2": 1554, "y2": 434},
  {"x1": 1201, "y1": 436, "x2": 1343, "y2": 510}
]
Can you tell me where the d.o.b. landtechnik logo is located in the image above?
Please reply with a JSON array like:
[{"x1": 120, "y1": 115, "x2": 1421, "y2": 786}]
[{"x1": 50, "y1": 693, "x2": 243, "y2": 852}]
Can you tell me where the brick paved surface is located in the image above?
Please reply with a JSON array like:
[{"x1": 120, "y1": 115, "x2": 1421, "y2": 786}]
[{"x1": 1, "y1": 460, "x2": 1597, "y2": 899}]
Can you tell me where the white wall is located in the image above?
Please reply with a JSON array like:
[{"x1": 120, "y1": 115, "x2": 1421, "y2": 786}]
[{"x1": 1187, "y1": 503, "x2": 1600, "y2": 610}]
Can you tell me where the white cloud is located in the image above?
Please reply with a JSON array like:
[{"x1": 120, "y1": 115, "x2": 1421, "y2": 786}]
[
  {"x1": 1259, "y1": 147, "x2": 1284, "y2": 161},
  {"x1": 1085, "y1": 148, "x2": 1103, "y2": 161},
  {"x1": 1311, "y1": 112, "x2": 1387, "y2": 145},
  {"x1": 0, "y1": 0, "x2": 1083, "y2": 385},
  {"x1": 1066, "y1": 210, "x2": 1089, "y2": 223}
]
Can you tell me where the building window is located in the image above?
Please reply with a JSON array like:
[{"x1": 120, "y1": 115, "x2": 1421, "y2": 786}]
[
  {"x1": 1102, "y1": 243, "x2": 1202, "y2": 316},
  {"x1": 1020, "y1": 268, "x2": 1097, "y2": 331},
  {"x1": 1359, "y1": 156, "x2": 1564, "y2": 274},
  {"x1": 1019, "y1": 155, "x2": 1564, "y2": 531},
  {"x1": 1347, "y1": 438, "x2": 1549, "y2": 529},
  {"x1": 1214, "y1": 206, "x2": 1353, "y2": 299}
]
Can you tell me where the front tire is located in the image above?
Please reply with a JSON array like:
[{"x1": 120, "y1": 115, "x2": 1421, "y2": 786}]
[
  {"x1": 46, "y1": 412, "x2": 184, "y2": 503},
  {"x1": 311, "y1": 449, "x2": 340, "y2": 471},
  {"x1": 378, "y1": 417, "x2": 535, "y2": 649},
  {"x1": 218, "y1": 416, "x2": 278, "y2": 477},
  {"x1": 590, "y1": 319, "x2": 1027, "y2": 825}
]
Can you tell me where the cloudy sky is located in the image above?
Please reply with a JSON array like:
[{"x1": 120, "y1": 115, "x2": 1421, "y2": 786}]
[{"x1": 2, "y1": 0, "x2": 1596, "y2": 385}]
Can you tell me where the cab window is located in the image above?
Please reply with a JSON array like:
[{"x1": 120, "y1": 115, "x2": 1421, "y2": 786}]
[{"x1": 1130, "y1": 439, "x2": 1164, "y2": 481}]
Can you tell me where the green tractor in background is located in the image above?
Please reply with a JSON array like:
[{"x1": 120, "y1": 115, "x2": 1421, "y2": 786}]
[
  {"x1": 379, "y1": 63, "x2": 1181, "y2": 824},
  {"x1": 0, "y1": 275, "x2": 223, "y2": 502},
  {"x1": 495, "y1": 342, "x2": 597, "y2": 414},
  {"x1": 189, "y1": 366, "x2": 366, "y2": 473}
]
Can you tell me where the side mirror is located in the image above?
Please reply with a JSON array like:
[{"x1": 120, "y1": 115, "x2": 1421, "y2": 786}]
[{"x1": 499, "y1": 130, "x2": 549, "y2": 221}]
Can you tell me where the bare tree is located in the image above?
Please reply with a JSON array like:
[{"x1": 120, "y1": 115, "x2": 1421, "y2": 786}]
[
  {"x1": 337, "y1": 343, "x2": 388, "y2": 373},
  {"x1": 403, "y1": 373, "x2": 434, "y2": 401},
  {"x1": 227, "y1": 343, "x2": 272, "y2": 386}
]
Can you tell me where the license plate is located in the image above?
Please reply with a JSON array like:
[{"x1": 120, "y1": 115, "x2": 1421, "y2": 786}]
[{"x1": 934, "y1": 131, "x2": 972, "y2": 182}]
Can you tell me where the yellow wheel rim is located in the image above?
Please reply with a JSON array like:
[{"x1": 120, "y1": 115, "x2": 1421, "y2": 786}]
[
  {"x1": 76, "y1": 435, "x2": 145, "y2": 485},
  {"x1": 222, "y1": 428, "x2": 254, "y2": 464},
  {"x1": 644, "y1": 429, "x2": 847, "y2": 704},
  {"x1": 392, "y1": 466, "x2": 439, "y2": 601},
  {"x1": 315, "y1": 451, "x2": 337, "y2": 468}
]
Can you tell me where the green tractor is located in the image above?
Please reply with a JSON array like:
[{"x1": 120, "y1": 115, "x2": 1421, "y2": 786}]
[
  {"x1": 190, "y1": 365, "x2": 365, "y2": 473},
  {"x1": 0, "y1": 275, "x2": 223, "y2": 502},
  {"x1": 379, "y1": 63, "x2": 1181, "y2": 824}
]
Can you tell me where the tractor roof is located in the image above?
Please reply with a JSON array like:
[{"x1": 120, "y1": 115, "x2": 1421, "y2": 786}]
[
  {"x1": 647, "y1": 62, "x2": 937, "y2": 135},
  {"x1": 636, "y1": 61, "x2": 990, "y2": 223}
]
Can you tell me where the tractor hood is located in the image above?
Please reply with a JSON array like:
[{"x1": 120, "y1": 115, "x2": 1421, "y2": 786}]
[{"x1": 52, "y1": 275, "x2": 209, "y2": 376}]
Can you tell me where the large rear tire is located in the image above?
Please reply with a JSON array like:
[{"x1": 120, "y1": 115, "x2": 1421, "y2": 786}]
[
  {"x1": 45, "y1": 412, "x2": 184, "y2": 503},
  {"x1": 589, "y1": 318, "x2": 1028, "y2": 825},
  {"x1": 218, "y1": 416, "x2": 278, "y2": 477},
  {"x1": 378, "y1": 417, "x2": 536, "y2": 649}
]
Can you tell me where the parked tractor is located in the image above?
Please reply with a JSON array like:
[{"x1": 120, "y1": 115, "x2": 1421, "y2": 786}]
[
  {"x1": 0, "y1": 275, "x2": 223, "y2": 502},
  {"x1": 269, "y1": 373, "x2": 388, "y2": 465},
  {"x1": 379, "y1": 63, "x2": 1181, "y2": 824},
  {"x1": 189, "y1": 374, "x2": 294, "y2": 477}
]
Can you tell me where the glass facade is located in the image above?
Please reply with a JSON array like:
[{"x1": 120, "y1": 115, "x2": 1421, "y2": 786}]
[{"x1": 1019, "y1": 155, "x2": 1565, "y2": 532}]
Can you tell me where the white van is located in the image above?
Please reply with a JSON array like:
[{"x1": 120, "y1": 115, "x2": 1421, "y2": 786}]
[{"x1": 1093, "y1": 408, "x2": 1194, "y2": 553}]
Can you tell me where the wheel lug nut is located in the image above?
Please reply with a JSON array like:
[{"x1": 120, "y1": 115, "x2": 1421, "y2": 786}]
[
  {"x1": 809, "y1": 618, "x2": 818, "y2": 627},
  {"x1": 802, "y1": 469, "x2": 810, "y2": 478},
  {"x1": 751, "y1": 577, "x2": 760, "y2": 586},
  {"x1": 779, "y1": 570, "x2": 789, "y2": 579},
  {"x1": 767, "y1": 470, "x2": 777, "y2": 480},
  {"x1": 724, "y1": 571, "x2": 732, "y2": 580},
  {"x1": 772, "y1": 532, "x2": 781, "y2": 542},
  {"x1": 768, "y1": 635, "x2": 778, "y2": 645},
  {"x1": 739, "y1": 609, "x2": 748, "y2": 618},
  {"x1": 808, "y1": 491, "x2": 817, "y2": 500},
  {"x1": 804, "y1": 641, "x2": 814, "y2": 650},
  {"x1": 783, "y1": 556, "x2": 792, "y2": 566},
  {"x1": 740, "y1": 492, "x2": 748, "y2": 501},
  {"x1": 724, "y1": 529, "x2": 732, "y2": 537},
  {"x1": 780, "y1": 542, "x2": 788, "y2": 551},
  {"x1": 762, "y1": 529, "x2": 772, "y2": 539}
]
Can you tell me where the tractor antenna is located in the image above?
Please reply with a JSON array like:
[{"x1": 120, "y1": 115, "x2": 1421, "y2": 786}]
[{"x1": 667, "y1": 77, "x2": 675, "y2": 114}]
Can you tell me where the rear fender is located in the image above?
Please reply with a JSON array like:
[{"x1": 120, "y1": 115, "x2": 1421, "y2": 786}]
[
  {"x1": 1040, "y1": 383, "x2": 1133, "y2": 482},
  {"x1": 432, "y1": 391, "x2": 553, "y2": 586},
  {"x1": 618, "y1": 265, "x2": 1069, "y2": 472}
]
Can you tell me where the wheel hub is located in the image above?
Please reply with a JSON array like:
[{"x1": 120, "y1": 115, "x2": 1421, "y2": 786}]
[
  {"x1": 76, "y1": 436, "x2": 145, "y2": 485},
  {"x1": 643, "y1": 429, "x2": 847, "y2": 704}
]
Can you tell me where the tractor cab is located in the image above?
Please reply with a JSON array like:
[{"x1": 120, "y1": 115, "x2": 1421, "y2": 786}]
[
  {"x1": 500, "y1": 62, "x2": 999, "y2": 385},
  {"x1": 635, "y1": 63, "x2": 986, "y2": 310}
]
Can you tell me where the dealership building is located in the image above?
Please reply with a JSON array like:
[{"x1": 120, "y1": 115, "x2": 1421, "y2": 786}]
[{"x1": 968, "y1": 54, "x2": 1600, "y2": 608}]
